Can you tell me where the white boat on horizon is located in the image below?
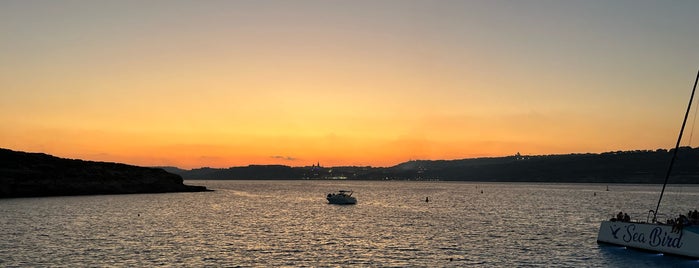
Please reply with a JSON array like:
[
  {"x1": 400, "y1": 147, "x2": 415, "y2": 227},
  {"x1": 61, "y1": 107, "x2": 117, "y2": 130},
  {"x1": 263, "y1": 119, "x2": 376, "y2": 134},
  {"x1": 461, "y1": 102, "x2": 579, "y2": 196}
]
[
  {"x1": 597, "y1": 69, "x2": 699, "y2": 259},
  {"x1": 326, "y1": 190, "x2": 357, "y2": 205}
]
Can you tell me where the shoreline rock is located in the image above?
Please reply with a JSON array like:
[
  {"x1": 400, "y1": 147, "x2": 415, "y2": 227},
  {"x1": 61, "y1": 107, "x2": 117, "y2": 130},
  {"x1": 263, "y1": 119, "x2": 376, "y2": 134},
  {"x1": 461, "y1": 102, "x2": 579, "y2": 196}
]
[{"x1": 0, "y1": 148, "x2": 211, "y2": 198}]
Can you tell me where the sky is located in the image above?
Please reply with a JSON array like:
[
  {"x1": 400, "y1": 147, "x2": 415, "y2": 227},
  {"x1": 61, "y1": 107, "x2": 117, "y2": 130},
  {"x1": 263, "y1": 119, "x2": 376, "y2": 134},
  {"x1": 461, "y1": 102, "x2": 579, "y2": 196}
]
[{"x1": 1, "y1": 0, "x2": 699, "y2": 169}]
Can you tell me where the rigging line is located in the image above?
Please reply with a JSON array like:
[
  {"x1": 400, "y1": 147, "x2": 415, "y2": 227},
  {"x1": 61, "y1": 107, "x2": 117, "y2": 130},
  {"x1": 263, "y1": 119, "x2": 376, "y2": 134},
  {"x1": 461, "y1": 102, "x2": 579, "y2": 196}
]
[
  {"x1": 653, "y1": 69, "x2": 699, "y2": 223},
  {"x1": 687, "y1": 89, "x2": 699, "y2": 146}
]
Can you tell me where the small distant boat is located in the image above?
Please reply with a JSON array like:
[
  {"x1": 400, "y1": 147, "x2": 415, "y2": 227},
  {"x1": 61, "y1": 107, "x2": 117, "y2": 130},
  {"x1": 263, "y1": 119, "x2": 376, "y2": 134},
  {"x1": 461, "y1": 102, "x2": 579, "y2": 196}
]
[
  {"x1": 326, "y1": 190, "x2": 357, "y2": 205},
  {"x1": 597, "y1": 69, "x2": 699, "y2": 259}
]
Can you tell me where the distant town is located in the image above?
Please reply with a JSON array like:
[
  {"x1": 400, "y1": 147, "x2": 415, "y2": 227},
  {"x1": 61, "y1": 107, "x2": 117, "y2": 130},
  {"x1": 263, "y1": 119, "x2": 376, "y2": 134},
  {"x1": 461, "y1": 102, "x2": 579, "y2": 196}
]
[{"x1": 162, "y1": 147, "x2": 699, "y2": 184}]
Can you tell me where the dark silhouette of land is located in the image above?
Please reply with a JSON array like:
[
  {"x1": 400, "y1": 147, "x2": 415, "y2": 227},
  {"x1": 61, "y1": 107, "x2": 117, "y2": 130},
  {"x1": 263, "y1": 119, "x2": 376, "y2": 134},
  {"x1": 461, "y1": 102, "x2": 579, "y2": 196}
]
[
  {"x1": 4, "y1": 146, "x2": 699, "y2": 198},
  {"x1": 0, "y1": 148, "x2": 209, "y2": 198},
  {"x1": 162, "y1": 147, "x2": 699, "y2": 183}
]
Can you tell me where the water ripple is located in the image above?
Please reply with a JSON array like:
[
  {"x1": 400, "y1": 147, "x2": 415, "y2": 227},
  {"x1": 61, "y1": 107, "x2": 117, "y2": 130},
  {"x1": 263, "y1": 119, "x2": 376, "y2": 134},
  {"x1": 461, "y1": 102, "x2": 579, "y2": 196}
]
[{"x1": 2, "y1": 181, "x2": 699, "y2": 267}]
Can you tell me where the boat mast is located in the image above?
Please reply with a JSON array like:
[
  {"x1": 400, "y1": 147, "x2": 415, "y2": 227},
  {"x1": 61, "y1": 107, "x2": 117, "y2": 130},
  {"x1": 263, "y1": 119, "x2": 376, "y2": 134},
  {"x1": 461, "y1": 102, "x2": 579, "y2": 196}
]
[{"x1": 652, "y1": 69, "x2": 699, "y2": 223}]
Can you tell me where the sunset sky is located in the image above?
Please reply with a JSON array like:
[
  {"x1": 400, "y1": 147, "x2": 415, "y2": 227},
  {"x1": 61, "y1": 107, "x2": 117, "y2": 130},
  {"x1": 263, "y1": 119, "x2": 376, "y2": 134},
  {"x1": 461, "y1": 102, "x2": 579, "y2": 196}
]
[{"x1": 2, "y1": 1, "x2": 699, "y2": 169}]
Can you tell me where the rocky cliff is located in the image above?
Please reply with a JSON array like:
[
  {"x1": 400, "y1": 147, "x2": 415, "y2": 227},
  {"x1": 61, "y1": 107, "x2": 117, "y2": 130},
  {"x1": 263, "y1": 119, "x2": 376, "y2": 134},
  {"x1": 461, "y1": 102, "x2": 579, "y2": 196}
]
[{"x1": 0, "y1": 148, "x2": 209, "y2": 198}]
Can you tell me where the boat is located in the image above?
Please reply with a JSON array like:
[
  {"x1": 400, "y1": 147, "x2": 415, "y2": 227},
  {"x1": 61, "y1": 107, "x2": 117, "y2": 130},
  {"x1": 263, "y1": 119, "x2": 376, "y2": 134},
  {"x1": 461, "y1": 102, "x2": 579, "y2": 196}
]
[
  {"x1": 597, "y1": 69, "x2": 699, "y2": 258},
  {"x1": 326, "y1": 190, "x2": 357, "y2": 205}
]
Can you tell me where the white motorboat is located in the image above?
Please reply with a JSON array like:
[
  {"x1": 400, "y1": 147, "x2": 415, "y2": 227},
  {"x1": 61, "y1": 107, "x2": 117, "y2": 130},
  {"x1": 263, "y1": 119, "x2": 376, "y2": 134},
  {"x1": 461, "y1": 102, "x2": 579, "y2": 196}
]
[
  {"x1": 326, "y1": 190, "x2": 356, "y2": 205},
  {"x1": 597, "y1": 69, "x2": 699, "y2": 258}
]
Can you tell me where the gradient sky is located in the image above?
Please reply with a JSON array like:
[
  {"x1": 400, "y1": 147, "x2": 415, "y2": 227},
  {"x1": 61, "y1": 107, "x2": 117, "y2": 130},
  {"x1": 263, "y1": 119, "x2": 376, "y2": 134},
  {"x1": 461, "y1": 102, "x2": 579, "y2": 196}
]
[{"x1": 1, "y1": 0, "x2": 699, "y2": 168}]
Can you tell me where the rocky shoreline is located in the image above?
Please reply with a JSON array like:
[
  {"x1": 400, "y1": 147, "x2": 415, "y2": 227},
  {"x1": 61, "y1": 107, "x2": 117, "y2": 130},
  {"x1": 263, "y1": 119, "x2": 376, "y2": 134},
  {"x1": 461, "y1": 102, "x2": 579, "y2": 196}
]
[{"x1": 0, "y1": 148, "x2": 210, "y2": 198}]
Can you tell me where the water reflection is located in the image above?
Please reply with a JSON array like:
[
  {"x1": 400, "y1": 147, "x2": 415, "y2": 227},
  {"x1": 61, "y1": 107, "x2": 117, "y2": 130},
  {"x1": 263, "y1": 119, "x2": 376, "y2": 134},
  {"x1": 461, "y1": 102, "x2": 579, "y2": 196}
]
[{"x1": 1, "y1": 181, "x2": 698, "y2": 266}]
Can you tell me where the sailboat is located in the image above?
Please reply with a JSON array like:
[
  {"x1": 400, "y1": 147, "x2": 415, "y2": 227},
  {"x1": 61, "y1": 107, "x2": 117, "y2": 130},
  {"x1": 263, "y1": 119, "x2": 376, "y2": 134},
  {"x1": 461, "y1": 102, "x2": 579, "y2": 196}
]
[{"x1": 597, "y1": 70, "x2": 699, "y2": 258}]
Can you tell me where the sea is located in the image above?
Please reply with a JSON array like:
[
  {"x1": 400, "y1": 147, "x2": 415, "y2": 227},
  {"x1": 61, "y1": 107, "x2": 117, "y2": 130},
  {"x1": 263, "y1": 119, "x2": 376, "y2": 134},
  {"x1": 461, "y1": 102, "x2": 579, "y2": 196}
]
[{"x1": 3, "y1": 180, "x2": 699, "y2": 267}]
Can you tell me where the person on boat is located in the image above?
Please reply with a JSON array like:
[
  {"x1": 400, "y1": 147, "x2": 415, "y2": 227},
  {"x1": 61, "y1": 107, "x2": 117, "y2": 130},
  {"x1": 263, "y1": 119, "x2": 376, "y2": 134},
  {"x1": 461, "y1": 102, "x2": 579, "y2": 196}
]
[
  {"x1": 680, "y1": 214, "x2": 691, "y2": 225},
  {"x1": 623, "y1": 213, "x2": 630, "y2": 222},
  {"x1": 673, "y1": 214, "x2": 688, "y2": 233},
  {"x1": 673, "y1": 220, "x2": 682, "y2": 233},
  {"x1": 616, "y1": 211, "x2": 624, "y2": 221}
]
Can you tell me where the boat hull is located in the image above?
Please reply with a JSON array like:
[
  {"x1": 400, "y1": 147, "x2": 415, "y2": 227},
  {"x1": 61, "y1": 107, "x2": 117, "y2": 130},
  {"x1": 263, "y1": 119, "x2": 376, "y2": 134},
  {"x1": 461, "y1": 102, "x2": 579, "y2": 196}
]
[
  {"x1": 597, "y1": 220, "x2": 699, "y2": 258},
  {"x1": 326, "y1": 196, "x2": 356, "y2": 205}
]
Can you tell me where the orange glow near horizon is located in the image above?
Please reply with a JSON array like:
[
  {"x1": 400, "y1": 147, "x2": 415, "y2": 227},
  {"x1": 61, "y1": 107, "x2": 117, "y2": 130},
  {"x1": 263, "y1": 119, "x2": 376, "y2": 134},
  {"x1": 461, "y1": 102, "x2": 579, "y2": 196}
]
[
  {"x1": 1, "y1": 1, "x2": 698, "y2": 169},
  {"x1": 1, "y1": 109, "x2": 683, "y2": 169}
]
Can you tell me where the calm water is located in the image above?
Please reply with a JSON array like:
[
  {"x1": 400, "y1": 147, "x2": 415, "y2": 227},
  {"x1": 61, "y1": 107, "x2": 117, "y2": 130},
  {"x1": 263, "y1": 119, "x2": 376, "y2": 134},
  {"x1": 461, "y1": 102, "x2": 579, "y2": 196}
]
[{"x1": 3, "y1": 180, "x2": 699, "y2": 267}]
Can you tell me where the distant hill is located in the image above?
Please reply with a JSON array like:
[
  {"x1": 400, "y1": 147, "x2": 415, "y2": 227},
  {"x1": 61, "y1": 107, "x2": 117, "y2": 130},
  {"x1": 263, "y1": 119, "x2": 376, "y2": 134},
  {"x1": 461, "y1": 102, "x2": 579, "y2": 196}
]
[
  {"x1": 389, "y1": 148, "x2": 699, "y2": 183},
  {"x1": 159, "y1": 165, "x2": 306, "y2": 180},
  {"x1": 0, "y1": 148, "x2": 209, "y2": 198},
  {"x1": 167, "y1": 147, "x2": 699, "y2": 183}
]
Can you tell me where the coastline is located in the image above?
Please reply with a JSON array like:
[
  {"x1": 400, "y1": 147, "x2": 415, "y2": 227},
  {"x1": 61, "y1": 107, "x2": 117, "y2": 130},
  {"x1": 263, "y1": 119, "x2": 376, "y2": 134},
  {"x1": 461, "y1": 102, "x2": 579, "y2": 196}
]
[{"x1": 0, "y1": 148, "x2": 211, "y2": 199}]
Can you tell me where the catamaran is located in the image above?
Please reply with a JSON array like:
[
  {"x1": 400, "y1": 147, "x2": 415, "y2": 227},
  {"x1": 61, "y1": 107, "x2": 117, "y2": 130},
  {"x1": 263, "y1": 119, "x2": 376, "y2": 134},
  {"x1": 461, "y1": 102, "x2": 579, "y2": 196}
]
[{"x1": 597, "y1": 69, "x2": 699, "y2": 258}]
